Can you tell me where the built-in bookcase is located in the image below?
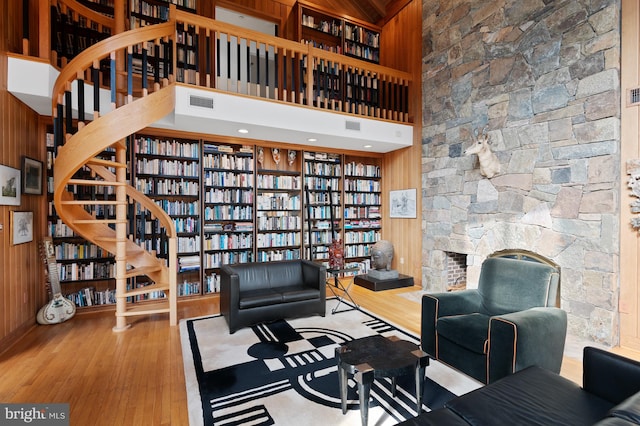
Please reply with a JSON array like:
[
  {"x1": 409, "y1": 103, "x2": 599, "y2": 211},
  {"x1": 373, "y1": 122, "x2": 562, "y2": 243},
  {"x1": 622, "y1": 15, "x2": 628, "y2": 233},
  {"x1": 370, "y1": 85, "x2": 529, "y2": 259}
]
[
  {"x1": 202, "y1": 142, "x2": 254, "y2": 293},
  {"x1": 132, "y1": 134, "x2": 201, "y2": 299},
  {"x1": 343, "y1": 155, "x2": 382, "y2": 263},
  {"x1": 256, "y1": 147, "x2": 303, "y2": 262},
  {"x1": 294, "y1": 1, "x2": 380, "y2": 64},
  {"x1": 303, "y1": 151, "x2": 342, "y2": 264},
  {"x1": 46, "y1": 128, "x2": 117, "y2": 308},
  {"x1": 49, "y1": 131, "x2": 383, "y2": 304}
]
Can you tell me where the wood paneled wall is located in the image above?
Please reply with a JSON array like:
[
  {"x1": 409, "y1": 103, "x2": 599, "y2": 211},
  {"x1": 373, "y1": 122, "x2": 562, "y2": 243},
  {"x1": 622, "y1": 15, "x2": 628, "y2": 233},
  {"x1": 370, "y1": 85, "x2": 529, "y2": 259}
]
[
  {"x1": 0, "y1": 1, "x2": 47, "y2": 351},
  {"x1": 620, "y1": 0, "x2": 640, "y2": 351},
  {"x1": 379, "y1": 0, "x2": 423, "y2": 284}
]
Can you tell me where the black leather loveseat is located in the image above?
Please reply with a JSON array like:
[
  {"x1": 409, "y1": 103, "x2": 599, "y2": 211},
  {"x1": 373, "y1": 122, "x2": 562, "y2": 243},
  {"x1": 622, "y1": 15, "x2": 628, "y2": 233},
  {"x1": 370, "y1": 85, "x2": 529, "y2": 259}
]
[
  {"x1": 220, "y1": 259, "x2": 326, "y2": 333},
  {"x1": 398, "y1": 346, "x2": 640, "y2": 425}
]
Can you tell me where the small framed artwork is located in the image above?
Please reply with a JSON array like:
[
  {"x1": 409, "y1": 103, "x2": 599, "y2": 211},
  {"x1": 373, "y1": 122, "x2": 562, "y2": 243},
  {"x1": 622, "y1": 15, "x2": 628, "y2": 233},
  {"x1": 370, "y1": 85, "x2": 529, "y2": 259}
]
[
  {"x1": 0, "y1": 164, "x2": 21, "y2": 206},
  {"x1": 22, "y1": 156, "x2": 43, "y2": 195},
  {"x1": 390, "y1": 188, "x2": 417, "y2": 219},
  {"x1": 11, "y1": 211, "x2": 34, "y2": 245}
]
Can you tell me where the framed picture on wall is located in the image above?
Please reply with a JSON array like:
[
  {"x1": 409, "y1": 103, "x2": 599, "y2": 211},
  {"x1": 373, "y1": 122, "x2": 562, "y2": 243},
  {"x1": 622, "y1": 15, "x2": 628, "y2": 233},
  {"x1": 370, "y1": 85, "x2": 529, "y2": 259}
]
[
  {"x1": 22, "y1": 156, "x2": 43, "y2": 195},
  {"x1": 11, "y1": 211, "x2": 33, "y2": 245},
  {"x1": 0, "y1": 164, "x2": 21, "y2": 206},
  {"x1": 390, "y1": 188, "x2": 417, "y2": 219}
]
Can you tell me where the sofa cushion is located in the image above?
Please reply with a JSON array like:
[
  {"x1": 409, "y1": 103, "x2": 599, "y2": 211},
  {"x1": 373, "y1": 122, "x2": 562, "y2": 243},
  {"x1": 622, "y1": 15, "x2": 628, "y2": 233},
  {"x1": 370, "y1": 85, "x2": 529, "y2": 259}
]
[
  {"x1": 239, "y1": 288, "x2": 283, "y2": 309},
  {"x1": 267, "y1": 261, "x2": 303, "y2": 287},
  {"x1": 609, "y1": 392, "x2": 640, "y2": 424},
  {"x1": 446, "y1": 366, "x2": 613, "y2": 426},
  {"x1": 281, "y1": 285, "x2": 320, "y2": 303},
  {"x1": 437, "y1": 313, "x2": 490, "y2": 354}
]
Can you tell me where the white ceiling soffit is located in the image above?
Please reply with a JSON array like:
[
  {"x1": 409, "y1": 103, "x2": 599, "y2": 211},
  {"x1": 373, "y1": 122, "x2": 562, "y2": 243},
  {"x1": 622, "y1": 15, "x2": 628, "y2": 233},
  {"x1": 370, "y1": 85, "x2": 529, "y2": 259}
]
[{"x1": 8, "y1": 56, "x2": 413, "y2": 153}]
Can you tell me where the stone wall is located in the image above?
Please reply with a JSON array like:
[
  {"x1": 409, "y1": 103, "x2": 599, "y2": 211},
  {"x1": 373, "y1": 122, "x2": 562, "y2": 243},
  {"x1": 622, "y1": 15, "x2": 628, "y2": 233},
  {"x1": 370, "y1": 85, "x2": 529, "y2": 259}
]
[{"x1": 421, "y1": 0, "x2": 621, "y2": 345}]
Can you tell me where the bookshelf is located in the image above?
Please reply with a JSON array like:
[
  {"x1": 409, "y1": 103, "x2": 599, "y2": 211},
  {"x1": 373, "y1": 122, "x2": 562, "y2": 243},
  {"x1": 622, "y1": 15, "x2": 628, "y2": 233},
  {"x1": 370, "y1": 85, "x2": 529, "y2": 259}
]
[
  {"x1": 343, "y1": 155, "x2": 382, "y2": 266},
  {"x1": 46, "y1": 129, "x2": 117, "y2": 309},
  {"x1": 48, "y1": 128, "x2": 383, "y2": 306},
  {"x1": 50, "y1": 3, "x2": 113, "y2": 68},
  {"x1": 129, "y1": 0, "x2": 198, "y2": 83},
  {"x1": 132, "y1": 134, "x2": 201, "y2": 299},
  {"x1": 294, "y1": 1, "x2": 381, "y2": 63},
  {"x1": 303, "y1": 151, "x2": 342, "y2": 264},
  {"x1": 256, "y1": 147, "x2": 303, "y2": 262},
  {"x1": 202, "y1": 142, "x2": 254, "y2": 293}
]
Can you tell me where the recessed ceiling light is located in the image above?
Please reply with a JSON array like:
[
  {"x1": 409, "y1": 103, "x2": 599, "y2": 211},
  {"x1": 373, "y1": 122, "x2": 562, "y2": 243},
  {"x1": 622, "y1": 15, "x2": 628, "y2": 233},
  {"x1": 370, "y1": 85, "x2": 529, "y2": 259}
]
[
  {"x1": 307, "y1": 138, "x2": 317, "y2": 142},
  {"x1": 238, "y1": 129, "x2": 249, "y2": 134},
  {"x1": 363, "y1": 144, "x2": 373, "y2": 148}
]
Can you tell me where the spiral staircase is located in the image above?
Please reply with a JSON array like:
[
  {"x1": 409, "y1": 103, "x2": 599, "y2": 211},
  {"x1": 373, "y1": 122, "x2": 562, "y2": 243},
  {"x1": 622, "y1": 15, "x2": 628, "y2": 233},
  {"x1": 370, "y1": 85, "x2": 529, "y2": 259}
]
[{"x1": 51, "y1": 22, "x2": 179, "y2": 330}]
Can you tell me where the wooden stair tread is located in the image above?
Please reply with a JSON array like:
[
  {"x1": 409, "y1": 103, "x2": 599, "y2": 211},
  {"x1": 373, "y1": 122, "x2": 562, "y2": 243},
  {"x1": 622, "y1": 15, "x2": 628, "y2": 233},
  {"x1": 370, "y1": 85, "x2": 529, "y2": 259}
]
[
  {"x1": 121, "y1": 282, "x2": 170, "y2": 297},
  {"x1": 67, "y1": 179, "x2": 125, "y2": 186},
  {"x1": 116, "y1": 302, "x2": 171, "y2": 317},
  {"x1": 123, "y1": 265, "x2": 163, "y2": 279},
  {"x1": 93, "y1": 236, "x2": 129, "y2": 243},
  {"x1": 86, "y1": 158, "x2": 127, "y2": 168},
  {"x1": 60, "y1": 200, "x2": 126, "y2": 205},
  {"x1": 73, "y1": 219, "x2": 127, "y2": 224}
]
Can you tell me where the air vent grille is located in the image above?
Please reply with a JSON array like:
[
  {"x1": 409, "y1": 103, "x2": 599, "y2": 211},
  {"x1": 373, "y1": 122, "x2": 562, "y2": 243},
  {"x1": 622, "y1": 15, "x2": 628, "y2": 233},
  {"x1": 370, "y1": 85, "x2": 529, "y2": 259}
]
[
  {"x1": 345, "y1": 120, "x2": 360, "y2": 131},
  {"x1": 629, "y1": 87, "x2": 640, "y2": 106},
  {"x1": 190, "y1": 95, "x2": 214, "y2": 109}
]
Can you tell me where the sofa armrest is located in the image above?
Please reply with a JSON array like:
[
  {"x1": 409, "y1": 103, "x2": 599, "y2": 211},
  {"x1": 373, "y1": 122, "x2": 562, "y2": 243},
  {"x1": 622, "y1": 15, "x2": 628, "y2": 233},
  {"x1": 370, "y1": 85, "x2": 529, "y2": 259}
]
[
  {"x1": 301, "y1": 259, "x2": 326, "y2": 305},
  {"x1": 421, "y1": 290, "x2": 483, "y2": 357},
  {"x1": 487, "y1": 307, "x2": 567, "y2": 383},
  {"x1": 220, "y1": 265, "x2": 240, "y2": 332},
  {"x1": 583, "y1": 346, "x2": 640, "y2": 404}
]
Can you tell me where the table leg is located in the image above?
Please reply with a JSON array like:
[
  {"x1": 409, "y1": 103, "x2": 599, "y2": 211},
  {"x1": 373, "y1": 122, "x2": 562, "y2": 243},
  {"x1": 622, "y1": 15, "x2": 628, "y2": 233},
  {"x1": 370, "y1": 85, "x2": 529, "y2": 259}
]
[
  {"x1": 415, "y1": 363, "x2": 426, "y2": 414},
  {"x1": 338, "y1": 363, "x2": 348, "y2": 414},
  {"x1": 355, "y1": 369, "x2": 373, "y2": 426}
]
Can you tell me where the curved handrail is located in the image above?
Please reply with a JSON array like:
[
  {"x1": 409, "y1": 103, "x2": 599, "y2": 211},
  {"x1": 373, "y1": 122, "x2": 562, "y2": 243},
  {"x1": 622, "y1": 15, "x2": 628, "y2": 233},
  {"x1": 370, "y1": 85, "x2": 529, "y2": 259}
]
[{"x1": 53, "y1": 84, "x2": 177, "y2": 239}]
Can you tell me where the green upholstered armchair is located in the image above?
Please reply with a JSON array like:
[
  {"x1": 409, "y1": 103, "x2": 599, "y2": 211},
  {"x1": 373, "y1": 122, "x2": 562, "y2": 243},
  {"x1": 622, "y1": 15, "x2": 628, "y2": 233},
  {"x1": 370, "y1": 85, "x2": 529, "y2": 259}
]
[{"x1": 421, "y1": 256, "x2": 566, "y2": 384}]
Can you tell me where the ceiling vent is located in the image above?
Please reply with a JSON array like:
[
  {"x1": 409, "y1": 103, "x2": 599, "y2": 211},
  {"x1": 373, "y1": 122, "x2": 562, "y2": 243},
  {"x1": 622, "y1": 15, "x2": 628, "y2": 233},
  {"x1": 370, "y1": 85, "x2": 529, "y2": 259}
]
[
  {"x1": 189, "y1": 95, "x2": 214, "y2": 109},
  {"x1": 345, "y1": 120, "x2": 360, "y2": 131},
  {"x1": 628, "y1": 87, "x2": 640, "y2": 107}
]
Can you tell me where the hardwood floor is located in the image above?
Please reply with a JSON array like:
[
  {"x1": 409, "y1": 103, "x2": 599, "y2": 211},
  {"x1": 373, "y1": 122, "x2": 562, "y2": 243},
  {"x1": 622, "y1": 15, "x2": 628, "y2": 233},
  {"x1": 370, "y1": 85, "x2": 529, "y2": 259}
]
[{"x1": 1, "y1": 284, "x2": 638, "y2": 425}]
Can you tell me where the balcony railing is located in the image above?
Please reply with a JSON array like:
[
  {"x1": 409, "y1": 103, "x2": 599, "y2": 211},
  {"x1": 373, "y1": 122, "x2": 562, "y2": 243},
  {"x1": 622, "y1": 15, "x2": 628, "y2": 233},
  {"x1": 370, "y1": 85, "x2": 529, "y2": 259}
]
[{"x1": 28, "y1": 1, "x2": 414, "y2": 124}]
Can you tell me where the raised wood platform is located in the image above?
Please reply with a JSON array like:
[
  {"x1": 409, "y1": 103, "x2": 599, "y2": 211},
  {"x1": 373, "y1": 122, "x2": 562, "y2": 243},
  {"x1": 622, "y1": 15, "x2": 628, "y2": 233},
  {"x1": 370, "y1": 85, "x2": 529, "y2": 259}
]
[{"x1": 354, "y1": 274, "x2": 414, "y2": 291}]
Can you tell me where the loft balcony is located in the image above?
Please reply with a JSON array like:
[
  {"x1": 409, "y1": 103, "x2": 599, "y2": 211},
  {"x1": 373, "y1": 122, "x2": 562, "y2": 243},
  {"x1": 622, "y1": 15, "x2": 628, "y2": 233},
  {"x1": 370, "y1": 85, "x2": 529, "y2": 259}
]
[{"x1": 9, "y1": 3, "x2": 414, "y2": 153}]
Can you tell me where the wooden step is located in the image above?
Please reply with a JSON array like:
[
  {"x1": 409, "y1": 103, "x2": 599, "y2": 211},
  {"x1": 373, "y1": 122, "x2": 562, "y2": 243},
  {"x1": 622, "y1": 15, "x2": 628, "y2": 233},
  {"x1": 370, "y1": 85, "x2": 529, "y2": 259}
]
[
  {"x1": 123, "y1": 265, "x2": 163, "y2": 279},
  {"x1": 67, "y1": 179, "x2": 125, "y2": 186},
  {"x1": 116, "y1": 301, "x2": 171, "y2": 317},
  {"x1": 73, "y1": 219, "x2": 128, "y2": 224},
  {"x1": 120, "y1": 282, "x2": 170, "y2": 298},
  {"x1": 93, "y1": 236, "x2": 129, "y2": 243},
  {"x1": 59, "y1": 200, "x2": 126, "y2": 206},
  {"x1": 86, "y1": 158, "x2": 127, "y2": 168}
]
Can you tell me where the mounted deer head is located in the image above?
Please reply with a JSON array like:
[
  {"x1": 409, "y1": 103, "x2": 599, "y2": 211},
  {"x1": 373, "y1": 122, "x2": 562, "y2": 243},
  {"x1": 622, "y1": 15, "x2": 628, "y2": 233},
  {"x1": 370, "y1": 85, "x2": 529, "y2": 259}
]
[{"x1": 464, "y1": 127, "x2": 501, "y2": 178}]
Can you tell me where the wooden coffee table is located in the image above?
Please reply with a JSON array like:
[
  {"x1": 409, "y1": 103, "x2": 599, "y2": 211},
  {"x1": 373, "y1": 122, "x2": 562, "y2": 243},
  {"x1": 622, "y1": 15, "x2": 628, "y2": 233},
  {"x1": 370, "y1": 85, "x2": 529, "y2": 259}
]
[{"x1": 335, "y1": 334, "x2": 429, "y2": 426}]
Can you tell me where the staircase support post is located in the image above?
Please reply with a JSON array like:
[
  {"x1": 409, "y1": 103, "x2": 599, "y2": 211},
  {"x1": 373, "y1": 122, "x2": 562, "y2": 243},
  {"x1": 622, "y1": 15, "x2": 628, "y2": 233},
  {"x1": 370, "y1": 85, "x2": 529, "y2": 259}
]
[
  {"x1": 168, "y1": 237, "x2": 177, "y2": 326},
  {"x1": 113, "y1": 140, "x2": 131, "y2": 332}
]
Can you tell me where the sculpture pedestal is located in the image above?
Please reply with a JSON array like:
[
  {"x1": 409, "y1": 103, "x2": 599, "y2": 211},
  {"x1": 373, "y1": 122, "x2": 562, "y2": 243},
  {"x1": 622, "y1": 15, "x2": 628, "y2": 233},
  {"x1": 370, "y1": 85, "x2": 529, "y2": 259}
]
[{"x1": 354, "y1": 274, "x2": 414, "y2": 292}]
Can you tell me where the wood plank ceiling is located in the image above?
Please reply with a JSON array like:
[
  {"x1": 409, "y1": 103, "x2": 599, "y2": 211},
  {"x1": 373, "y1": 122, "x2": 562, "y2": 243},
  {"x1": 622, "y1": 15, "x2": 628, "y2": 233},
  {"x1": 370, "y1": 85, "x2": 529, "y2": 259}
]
[{"x1": 308, "y1": 0, "x2": 398, "y2": 25}]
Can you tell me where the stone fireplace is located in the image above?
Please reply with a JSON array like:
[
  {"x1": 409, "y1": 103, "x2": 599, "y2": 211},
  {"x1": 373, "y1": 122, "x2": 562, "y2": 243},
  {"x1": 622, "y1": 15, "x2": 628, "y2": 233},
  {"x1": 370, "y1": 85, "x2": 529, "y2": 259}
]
[{"x1": 421, "y1": 1, "x2": 621, "y2": 345}]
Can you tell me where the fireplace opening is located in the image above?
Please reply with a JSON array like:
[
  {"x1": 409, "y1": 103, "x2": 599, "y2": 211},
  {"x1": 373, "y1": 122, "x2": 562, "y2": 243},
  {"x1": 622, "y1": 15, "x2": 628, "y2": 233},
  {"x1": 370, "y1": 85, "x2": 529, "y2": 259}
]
[{"x1": 446, "y1": 251, "x2": 467, "y2": 291}]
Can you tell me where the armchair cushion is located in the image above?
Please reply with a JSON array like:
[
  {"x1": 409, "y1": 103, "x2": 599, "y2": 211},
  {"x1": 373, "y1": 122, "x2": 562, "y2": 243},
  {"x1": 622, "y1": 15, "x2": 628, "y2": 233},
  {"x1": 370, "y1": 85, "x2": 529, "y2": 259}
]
[
  {"x1": 437, "y1": 313, "x2": 490, "y2": 354},
  {"x1": 478, "y1": 257, "x2": 559, "y2": 315}
]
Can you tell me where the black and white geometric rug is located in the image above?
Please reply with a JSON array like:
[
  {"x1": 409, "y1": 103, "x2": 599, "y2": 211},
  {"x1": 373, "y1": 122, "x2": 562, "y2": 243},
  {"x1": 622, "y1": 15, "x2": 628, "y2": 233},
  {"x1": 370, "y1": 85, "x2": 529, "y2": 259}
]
[{"x1": 180, "y1": 300, "x2": 481, "y2": 426}]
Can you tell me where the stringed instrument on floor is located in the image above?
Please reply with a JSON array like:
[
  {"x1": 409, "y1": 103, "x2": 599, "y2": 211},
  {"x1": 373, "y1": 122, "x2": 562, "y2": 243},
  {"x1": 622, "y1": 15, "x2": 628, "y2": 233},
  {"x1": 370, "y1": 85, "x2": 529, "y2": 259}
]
[{"x1": 37, "y1": 237, "x2": 76, "y2": 325}]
